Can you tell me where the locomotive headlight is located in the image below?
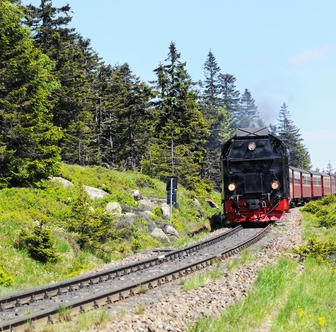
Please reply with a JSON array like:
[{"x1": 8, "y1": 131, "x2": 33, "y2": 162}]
[
  {"x1": 248, "y1": 142, "x2": 256, "y2": 151},
  {"x1": 228, "y1": 183, "x2": 236, "y2": 191},
  {"x1": 271, "y1": 181, "x2": 279, "y2": 190}
]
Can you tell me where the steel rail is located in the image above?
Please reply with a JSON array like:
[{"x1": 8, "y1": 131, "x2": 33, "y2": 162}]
[
  {"x1": 0, "y1": 225, "x2": 242, "y2": 311},
  {"x1": 0, "y1": 224, "x2": 270, "y2": 332}
]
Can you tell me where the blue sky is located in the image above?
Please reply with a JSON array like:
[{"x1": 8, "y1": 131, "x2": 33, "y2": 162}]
[{"x1": 23, "y1": 0, "x2": 336, "y2": 171}]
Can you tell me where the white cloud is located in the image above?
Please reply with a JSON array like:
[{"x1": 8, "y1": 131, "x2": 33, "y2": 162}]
[{"x1": 289, "y1": 46, "x2": 331, "y2": 65}]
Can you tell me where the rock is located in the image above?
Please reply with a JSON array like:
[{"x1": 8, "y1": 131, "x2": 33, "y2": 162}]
[
  {"x1": 151, "y1": 228, "x2": 169, "y2": 241},
  {"x1": 104, "y1": 202, "x2": 122, "y2": 215},
  {"x1": 205, "y1": 199, "x2": 219, "y2": 209},
  {"x1": 139, "y1": 198, "x2": 166, "y2": 210},
  {"x1": 193, "y1": 198, "x2": 201, "y2": 207},
  {"x1": 50, "y1": 177, "x2": 74, "y2": 188},
  {"x1": 84, "y1": 185, "x2": 109, "y2": 200},
  {"x1": 139, "y1": 198, "x2": 157, "y2": 209},
  {"x1": 160, "y1": 203, "x2": 170, "y2": 217},
  {"x1": 143, "y1": 210, "x2": 154, "y2": 217},
  {"x1": 125, "y1": 212, "x2": 136, "y2": 218},
  {"x1": 164, "y1": 224, "x2": 179, "y2": 237},
  {"x1": 130, "y1": 189, "x2": 143, "y2": 201},
  {"x1": 116, "y1": 217, "x2": 136, "y2": 229}
]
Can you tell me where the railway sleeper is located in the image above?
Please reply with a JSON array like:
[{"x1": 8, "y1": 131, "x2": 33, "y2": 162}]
[{"x1": 108, "y1": 293, "x2": 119, "y2": 303}]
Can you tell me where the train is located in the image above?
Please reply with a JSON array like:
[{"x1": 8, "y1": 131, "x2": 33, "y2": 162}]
[{"x1": 220, "y1": 127, "x2": 336, "y2": 223}]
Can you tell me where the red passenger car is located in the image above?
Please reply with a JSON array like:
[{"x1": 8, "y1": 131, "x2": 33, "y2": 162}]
[
  {"x1": 320, "y1": 172, "x2": 331, "y2": 196},
  {"x1": 331, "y1": 174, "x2": 336, "y2": 194},
  {"x1": 309, "y1": 170, "x2": 322, "y2": 198},
  {"x1": 289, "y1": 166, "x2": 311, "y2": 206}
]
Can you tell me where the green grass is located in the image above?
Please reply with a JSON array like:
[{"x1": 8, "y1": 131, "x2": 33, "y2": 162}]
[
  {"x1": 187, "y1": 257, "x2": 298, "y2": 332},
  {"x1": 29, "y1": 309, "x2": 111, "y2": 332},
  {"x1": 271, "y1": 257, "x2": 336, "y2": 332},
  {"x1": 0, "y1": 163, "x2": 221, "y2": 296},
  {"x1": 188, "y1": 198, "x2": 336, "y2": 332},
  {"x1": 180, "y1": 263, "x2": 223, "y2": 290},
  {"x1": 134, "y1": 302, "x2": 146, "y2": 315},
  {"x1": 226, "y1": 249, "x2": 254, "y2": 271}
]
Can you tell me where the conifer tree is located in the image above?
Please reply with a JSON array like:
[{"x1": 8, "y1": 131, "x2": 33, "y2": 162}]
[
  {"x1": 145, "y1": 42, "x2": 208, "y2": 190},
  {"x1": 326, "y1": 161, "x2": 333, "y2": 174},
  {"x1": 218, "y1": 73, "x2": 240, "y2": 124},
  {"x1": 23, "y1": 0, "x2": 100, "y2": 165},
  {"x1": 95, "y1": 63, "x2": 152, "y2": 170},
  {"x1": 0, "y1": 0, "x2": 62, "y2": 187},
  {"x1": 202, "y1": 51, "x2": 221, "y2": 118},
  {"x1": 237, "y1": 89, "x2": 264, "y2": 128},
  {"x1": 276, "y1": 103, "x2": 311, "y2": 169},
  {"x1": 201, "y1": 52, "x2": 234, "y2": 189}
]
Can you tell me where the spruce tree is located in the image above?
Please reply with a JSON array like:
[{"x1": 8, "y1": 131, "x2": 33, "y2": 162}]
[
  {"x1": 146, "y1": 42, "x2": 208, "y2": 190},
  {"x1": 202, "y1": 51, "x2": 221, "y2": 117},
  {"x1": 95, "y1": 63, "x2": 152, "y2": 170},
  {"x1": 0, "y1": 0, "x2": 62, "y2": 187},
  {"x1": 23, "y1": 0, "x2": 100, "y2": 165},
  {"x1": 276, "y1": 103, "x2": 311, "y2": 169},
  {"x1": 201, "y1": 52, "x2": 234, "y2": 189},
  {"x1": 237, "y1": 89, "x2": 264, "y2": 128},
  {"x1": 326, "y1": 161, "x2": 333, "y2": 174},
  {"x1": 218, "y1": 73, "x2": 240, "y2": 124}
]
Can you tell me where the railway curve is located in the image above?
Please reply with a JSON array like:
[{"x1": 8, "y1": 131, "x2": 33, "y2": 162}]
[{"x1": 0, "y1": 224, "x2": 270, "y2": 331}]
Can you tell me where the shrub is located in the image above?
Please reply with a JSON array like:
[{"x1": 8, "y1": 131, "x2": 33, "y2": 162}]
[
  {"x1": 320, "y1": 194, "x2": 336, "y2": 205},
  {"x1": 293, "y1": 237, "x2": 336, "y2": 265},
  {"x1": 135, "y1": 175, "x2": 156, "y2": 189},
  {"x1": 301, "y1": 201, "x2": 320, "y2": 214},
  {"x1": 0, "y1": 269, "x2": 14, "y2": 287},
  {"x1": 172, "y1": 215, "x2": 184, "y2": 232},
  {"x1": 318, "y1": 214, "x2": 336, "y2": 228},
  {"x1": 19, "y1": 224, "x2": 59, "y2": 263},
  {"x1": 152, "y1": 206, "x2": 163, "y2": 217},
  {"x1": 315, "y1": 207, "x2": 329, "y2": 218}
]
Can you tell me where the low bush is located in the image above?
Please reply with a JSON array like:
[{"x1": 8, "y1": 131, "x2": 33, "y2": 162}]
[
  {"x1": 320, "y1": 193, "x2": 336, "y2": 205},
  {"x1": 0, "y1": 270, "x2": 14, "y2": 287},
  {"x1": 301, "y1": 201, "x2": 320, "y2": 214},
  {"x1": 18, "y1": 224, "x2": 59, "y2": 263},
  {"x1": 318, "y1": 213, "x2": 336, "y2": 228},
  {"x1": 293, "y1": 237, "x2": 336, "y2": 265}
]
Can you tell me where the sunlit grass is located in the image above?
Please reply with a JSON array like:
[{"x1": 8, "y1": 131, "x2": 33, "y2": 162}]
[
  {"x1": 187, "y1": 257, "x2": 298, "y2": 332},
  {"x1": 188, "y1": 199, "x2": 336, "y2": 332},
  {"x1": 270, "y1": 258, "x2": 336, "y2": 331},
  {"x1": 134, "y1": 302, "x2": 146, "y2": 315},
  {"x1": 226, "y1": 249, "x2": 254, "y2": 271},
  {"x1": 180, "y1": 263, "x2": 223, "y2": 291},
  {"x1": 29, "y1": 308, "x2": 111, "y2": 332}
]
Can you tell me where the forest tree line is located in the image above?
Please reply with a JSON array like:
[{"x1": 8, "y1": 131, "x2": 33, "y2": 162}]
[{"x1": 0, "y1": 0, "x2": 312, "y2": 191}]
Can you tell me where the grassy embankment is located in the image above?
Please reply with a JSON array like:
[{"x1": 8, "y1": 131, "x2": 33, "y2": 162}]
[
  {"x1": 187, "y1": 195, "x2": 336, "y2": 332},
  {"x1": 0, "y1": 163, "x2": 221, "y2": 296},
  {"x1": 49, "y1": 196, "x2": 336, "y2": 332}
]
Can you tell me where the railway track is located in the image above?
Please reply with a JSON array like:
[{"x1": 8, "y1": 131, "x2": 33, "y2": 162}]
[{"x1": 0, "y1": 224, "x2": 270, "y2": 331}]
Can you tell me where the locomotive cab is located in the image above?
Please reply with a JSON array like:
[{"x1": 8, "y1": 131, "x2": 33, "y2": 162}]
[{"x1": 220, "y1": 127, "x2": 290, "y2": 222}]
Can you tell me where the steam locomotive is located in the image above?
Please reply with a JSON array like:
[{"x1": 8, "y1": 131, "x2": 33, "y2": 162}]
[{"x1": 220, "y1": 127, "x2": 336, "y2": 223}]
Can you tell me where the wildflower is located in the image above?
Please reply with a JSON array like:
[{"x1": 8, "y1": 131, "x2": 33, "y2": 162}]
[
  {"x1": 318, "y1": 317, "x2": 326, "y2": 327},
  {"x1": 297, "y1": 310, "x2": 305, "y2": 316}
]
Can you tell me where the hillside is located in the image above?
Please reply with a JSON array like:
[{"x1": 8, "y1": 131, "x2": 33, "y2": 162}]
[{"x1": 0, "y1": 163, "x2": 222, "y2": 296}]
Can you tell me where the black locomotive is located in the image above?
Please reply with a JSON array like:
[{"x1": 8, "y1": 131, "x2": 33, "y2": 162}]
[{"x1": 220, "y1": 127, "x2": 290, "y2": 222}]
